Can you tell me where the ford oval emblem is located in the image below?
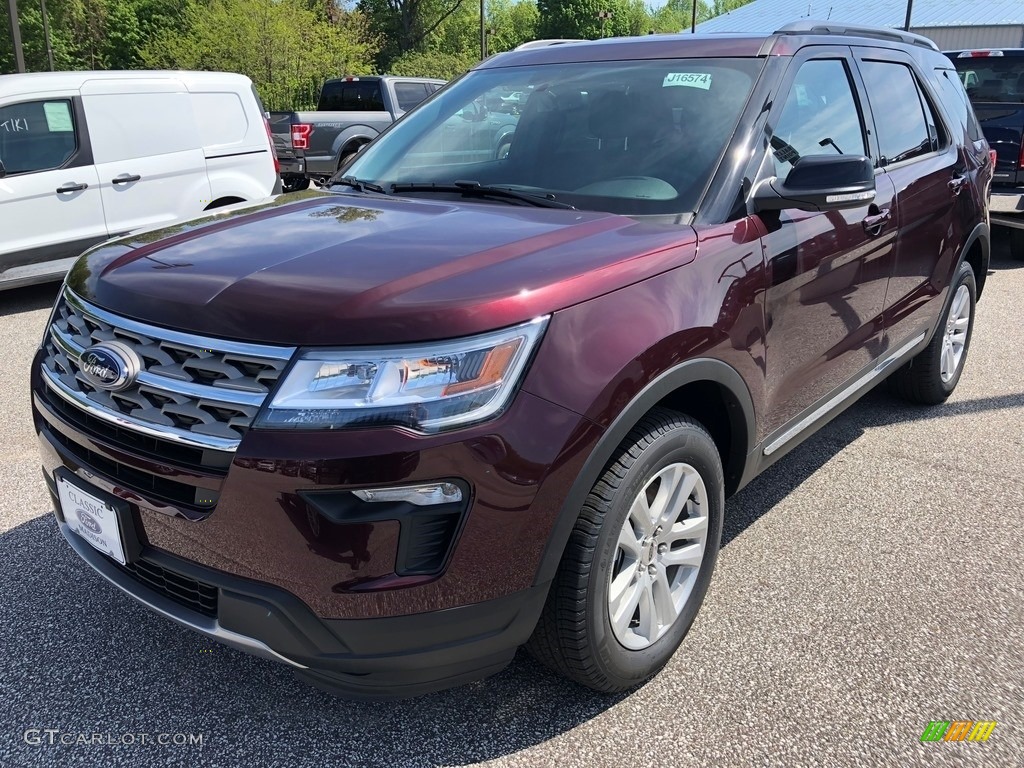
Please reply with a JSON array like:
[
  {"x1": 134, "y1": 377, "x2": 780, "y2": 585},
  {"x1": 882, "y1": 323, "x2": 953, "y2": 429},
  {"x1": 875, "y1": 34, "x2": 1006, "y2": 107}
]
[
  {"x1": 76, "y1": 508, "x2": 102, "y2": 535},
  {"x1": 78, "y1": 341, "x2": 141, "y2": 392}
]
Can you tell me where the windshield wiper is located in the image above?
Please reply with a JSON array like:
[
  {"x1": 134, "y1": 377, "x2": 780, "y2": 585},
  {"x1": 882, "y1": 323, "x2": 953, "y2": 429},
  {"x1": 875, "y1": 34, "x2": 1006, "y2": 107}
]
[
  {"x1": 391, "y1": 180, "x2": 575, "y2": 209},
  {"x1": 330, "y1": 176, "x2": 389, "y2": 195}
]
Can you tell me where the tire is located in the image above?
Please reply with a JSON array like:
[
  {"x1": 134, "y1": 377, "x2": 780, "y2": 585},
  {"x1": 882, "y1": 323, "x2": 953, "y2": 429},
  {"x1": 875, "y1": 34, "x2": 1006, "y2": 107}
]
[
  {"x1": 338, "y1": 151, "x2": 357, "y2": 173},
  {"x1": 496, "y1": 139, "x2": 512, "y2": 160},
  {"x1": 888, "y1": 260, "x2": 977, "y2": 405},
  {"x1": 1010, "y1": 228, "x2": 1024, "y2": 262},
  {"x1": 527, "y1": 408, "x2": 724, "y2": 692},
  {"x1": 283, "y1": 177, "x2": 310, "y2": 193}
]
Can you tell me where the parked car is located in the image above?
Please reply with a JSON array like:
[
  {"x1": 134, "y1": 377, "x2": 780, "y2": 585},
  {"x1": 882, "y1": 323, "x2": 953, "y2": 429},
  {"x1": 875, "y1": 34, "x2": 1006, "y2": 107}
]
[
  {"x1": 946, "y1": 48, "x2": 1024, "y2": 257},
  {"x1": 269, "y1": 75, "x2": 444, "y2": 189},
  {"x1": 0, "y1": 71, "x2": 280, "y2": 291},
  {"x1": 34, "y1": 22, "x2": 992, "y2": 699}
]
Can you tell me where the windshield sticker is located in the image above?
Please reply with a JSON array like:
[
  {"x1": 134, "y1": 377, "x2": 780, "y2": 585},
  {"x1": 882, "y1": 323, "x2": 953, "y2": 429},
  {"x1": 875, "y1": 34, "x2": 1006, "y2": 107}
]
[
  {"x1": 43, "y1": 102, "x2": 74, "y2": 132},
  {"x1": 663, "y1": 73, "x2": 712, "y2": 90}
]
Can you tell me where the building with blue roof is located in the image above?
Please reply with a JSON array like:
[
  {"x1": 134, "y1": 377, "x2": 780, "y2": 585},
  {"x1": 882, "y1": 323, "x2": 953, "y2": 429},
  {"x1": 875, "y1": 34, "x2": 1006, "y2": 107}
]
[{"x1": 696, "y1": 0, "x2": 1024, "y2": 50}]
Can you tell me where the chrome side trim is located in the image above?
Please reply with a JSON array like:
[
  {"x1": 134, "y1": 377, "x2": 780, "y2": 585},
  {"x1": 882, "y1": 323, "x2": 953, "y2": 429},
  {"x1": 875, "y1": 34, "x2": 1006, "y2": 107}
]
[
  {"x1": 58, "y1": 523, "x2": 306, "y2": 670},
  {"x1": 40, "y1": 364, "x2": 241, "y2": 452},
  {"x1": 64, "y1": 289, "x2": 296, "y2": 361},
  {"x1": 763, "y1": 332, "x2": 927, "y2": 457},
  {"x1": 50, "y1": 323, "x2": 266, "y2": 408}
]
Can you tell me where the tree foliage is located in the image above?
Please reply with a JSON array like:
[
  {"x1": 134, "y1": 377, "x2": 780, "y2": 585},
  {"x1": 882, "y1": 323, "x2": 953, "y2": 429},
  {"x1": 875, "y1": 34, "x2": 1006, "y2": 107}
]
[{"x1": 2, "y1": 0, "x2": 755, "y2": 110}]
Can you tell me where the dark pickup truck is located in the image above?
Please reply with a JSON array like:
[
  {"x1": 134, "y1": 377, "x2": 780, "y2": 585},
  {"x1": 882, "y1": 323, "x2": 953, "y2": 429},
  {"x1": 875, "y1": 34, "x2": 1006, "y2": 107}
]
[
  {"x1": 948, "y1": 49, "x2": 1024, "y2": 256},
  {"x1": 270, "y1": 76, "x2": 444, "y2": 190}
]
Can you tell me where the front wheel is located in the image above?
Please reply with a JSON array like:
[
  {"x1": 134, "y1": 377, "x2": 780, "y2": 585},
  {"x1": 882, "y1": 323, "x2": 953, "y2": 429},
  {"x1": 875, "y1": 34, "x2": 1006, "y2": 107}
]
[
  {"x1": 527, "y1": 409, "x2": 724, "y2": 692},
  {"x1": 888, "y1": 260, "x2": 976, "y2": 405}
]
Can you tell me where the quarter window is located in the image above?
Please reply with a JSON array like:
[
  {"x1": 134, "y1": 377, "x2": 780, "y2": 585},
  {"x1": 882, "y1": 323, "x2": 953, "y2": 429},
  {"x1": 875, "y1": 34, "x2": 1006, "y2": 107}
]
[
  {"x1": 0, "y1": 99, "x2": 78, "y2": 175},
  {"x1": 771, "y1": 59, "x2": 867, "y2": 182},
  {"x1": 860, "y1": 60, "x2": 939, "y2": 165}
]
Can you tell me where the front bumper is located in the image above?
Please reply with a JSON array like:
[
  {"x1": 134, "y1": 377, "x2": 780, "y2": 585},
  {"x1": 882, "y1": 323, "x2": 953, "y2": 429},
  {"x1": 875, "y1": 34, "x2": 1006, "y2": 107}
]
[
  {"x1": 51, "y1": 505, "x2": 549, "y2": 698},
  {"x1": 33, "y1": 350, "x2": 601, "y2": 695}
]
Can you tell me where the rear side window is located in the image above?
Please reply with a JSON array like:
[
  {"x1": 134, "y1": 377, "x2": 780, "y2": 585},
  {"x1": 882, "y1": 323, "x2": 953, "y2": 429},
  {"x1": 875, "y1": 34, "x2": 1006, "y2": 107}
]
[
  {"x1": 952, "y1": 55, "x2": 1024, "y2": 103},
  {"x1": 84, "y1": 92, "x2": 201, "y2": 163},
  {"x1": 771, "y1": 59, "x2": 867, "y2": 182},
  {"x1": 394, "y1": 82, "x2": 431, "y2": 111},
  {"x1": 192, "y1": 92, "x2": 250, "y2": 148},
  {"x1": 860, "y1": 61, "x2": 937, "y2": 165},
  {"x1": 319, "y1": 81, "x2": 386, "y2": 111},
  {"x1": 0, "y1": 99, "x2": 78, "y2": 175},
  {"x1": 934, "y1": 68, "x2": 983, "y2": 142}
]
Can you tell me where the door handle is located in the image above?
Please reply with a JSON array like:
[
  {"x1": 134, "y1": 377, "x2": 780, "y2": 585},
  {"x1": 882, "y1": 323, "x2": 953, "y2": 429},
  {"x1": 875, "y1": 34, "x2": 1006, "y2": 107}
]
[
  {"x1": 112, "y1": 174, "x2": 142, "y2": 185},
  {"x1": 948, "y1": 174, "x2": 968, "y2": 195},
  {"x1": 862, "y1": 208, "x2": 892, "y2": 235},
  {"x1": 56, "y1": 182, "x2": 89, "y2": 194}
]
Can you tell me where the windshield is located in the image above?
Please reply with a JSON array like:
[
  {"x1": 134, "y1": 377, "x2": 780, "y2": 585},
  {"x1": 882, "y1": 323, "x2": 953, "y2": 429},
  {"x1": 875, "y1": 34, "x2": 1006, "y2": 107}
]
[
  {"x1": 340, "y1": 58, "x2": 762, "y2": 216},
  {"x1": 953, "y1": 56, "x2": 1024, "y2": 103}
]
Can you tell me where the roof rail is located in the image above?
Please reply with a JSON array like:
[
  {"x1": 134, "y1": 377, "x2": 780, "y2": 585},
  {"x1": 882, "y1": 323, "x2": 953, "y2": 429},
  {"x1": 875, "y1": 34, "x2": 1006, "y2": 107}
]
[
  {"x1": 774, "y1": 21, "x2": 939, "y2": 52},
  {"x1": 514, "y1": 39, "x2": 588, "y2": 51}
]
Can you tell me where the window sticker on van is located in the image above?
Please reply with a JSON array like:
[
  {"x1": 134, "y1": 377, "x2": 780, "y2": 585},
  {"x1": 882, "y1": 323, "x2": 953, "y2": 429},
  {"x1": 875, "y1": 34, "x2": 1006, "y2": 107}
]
[
  {"x1": 43, "y1": 102, "x2": 73, "y2": 133},
  {"x1": 663, "y1": 73, "x2": 712, "y2": 90}
]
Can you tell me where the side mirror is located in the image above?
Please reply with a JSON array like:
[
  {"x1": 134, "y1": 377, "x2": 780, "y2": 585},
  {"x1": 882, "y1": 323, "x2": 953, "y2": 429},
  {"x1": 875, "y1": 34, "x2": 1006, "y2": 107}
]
[
  {"x1": 753, "y1": 154, "x2": 875, "y2": 213},
  {"x1": 0, "y1": 160, "x2": 5, "y2": 179}
]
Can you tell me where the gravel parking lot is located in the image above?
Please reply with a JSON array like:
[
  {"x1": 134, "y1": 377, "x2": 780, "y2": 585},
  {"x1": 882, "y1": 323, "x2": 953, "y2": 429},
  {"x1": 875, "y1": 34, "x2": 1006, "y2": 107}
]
[{"x1": 1, "y1": 235, "x2": 1021, "y2": 768}]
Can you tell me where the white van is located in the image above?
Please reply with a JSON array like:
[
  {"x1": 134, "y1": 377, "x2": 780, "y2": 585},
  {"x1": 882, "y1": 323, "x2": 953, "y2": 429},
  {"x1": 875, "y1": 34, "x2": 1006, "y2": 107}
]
[{"x1": 0, "y1": 70, "x2": 279, "y2": 290}]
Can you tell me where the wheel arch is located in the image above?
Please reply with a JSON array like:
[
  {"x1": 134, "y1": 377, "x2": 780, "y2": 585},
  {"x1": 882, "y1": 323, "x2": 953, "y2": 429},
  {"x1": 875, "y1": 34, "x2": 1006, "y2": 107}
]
[
  {"x1": 531, "y1": 358, "x2": 755, "y2": 587},
  {"x1": 960, "y1": 222, "x2": 990, "y2": 299}
]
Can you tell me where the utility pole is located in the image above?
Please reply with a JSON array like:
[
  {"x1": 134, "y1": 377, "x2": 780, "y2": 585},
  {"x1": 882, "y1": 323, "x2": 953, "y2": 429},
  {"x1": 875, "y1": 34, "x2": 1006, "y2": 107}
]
[
  {"x1": 598, "y1": 10, "x2": 613, "y2": 38},
  {"x1": 6, "y1": 0, "x2": 26, "y2": 73},
  {"x1": 480, "y1": 0, "x2": 486, "y2": 59},
  {"x1": 903, "y1": 0, "x2": 913, "y2": 31},
  {"x1": 40, "y1": 0, "x2": 54, "y2": 71},
  {"x1": 691, "y1": 1, "x2": 698, "y2": 34}
]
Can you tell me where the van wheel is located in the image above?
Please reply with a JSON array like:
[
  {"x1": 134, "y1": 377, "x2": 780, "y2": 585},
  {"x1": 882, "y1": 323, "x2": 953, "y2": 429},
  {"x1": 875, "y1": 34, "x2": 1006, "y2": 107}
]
[
  {"x1": 527, "y1": 408, "x2": 724, "y2": 692},
  {"x1": 496, "y1": 139, "x2": 512, "y2": 160},
  {"x1": 888, "y1": 260, "x2": 976, "y2": 405},
  {"x1": 1010, "y1": 229, "x2": 1024, "y2": 261}
]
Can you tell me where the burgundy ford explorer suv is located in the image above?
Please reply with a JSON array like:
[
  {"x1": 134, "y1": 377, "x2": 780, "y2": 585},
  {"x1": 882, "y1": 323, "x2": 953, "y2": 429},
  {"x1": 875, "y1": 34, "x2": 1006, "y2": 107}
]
[{"x1": 33, "y1": 23, "x2": 992, "y2": 698}]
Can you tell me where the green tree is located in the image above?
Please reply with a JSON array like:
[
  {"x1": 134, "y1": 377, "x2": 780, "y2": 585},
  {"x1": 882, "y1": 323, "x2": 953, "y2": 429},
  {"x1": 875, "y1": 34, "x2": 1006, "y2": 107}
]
[
  {"x1": 537, "y1": 0, "x2": 651, "y2": 40},
  {"x1": 358, "y1": 0, "x2": 466, "y2": 68},
  {"x1": 484, "y1": 0, "x2": 538, "y2": 53},
  {"x1": 141, "y1": 0, "x2": 375, "y2": 110}
]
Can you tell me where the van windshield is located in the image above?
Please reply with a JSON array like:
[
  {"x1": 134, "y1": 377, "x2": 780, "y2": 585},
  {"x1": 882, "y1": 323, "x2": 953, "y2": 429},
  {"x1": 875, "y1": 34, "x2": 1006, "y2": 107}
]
[{"x1": 339, "y1": 58, "x2": 763, "y2": 216}]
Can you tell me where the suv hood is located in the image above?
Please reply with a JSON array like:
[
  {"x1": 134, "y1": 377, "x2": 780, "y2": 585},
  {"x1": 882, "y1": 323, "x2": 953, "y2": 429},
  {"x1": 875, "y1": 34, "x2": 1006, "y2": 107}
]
[{"x1": 70, "y1": 191, "x2": 696, "y2": 345}]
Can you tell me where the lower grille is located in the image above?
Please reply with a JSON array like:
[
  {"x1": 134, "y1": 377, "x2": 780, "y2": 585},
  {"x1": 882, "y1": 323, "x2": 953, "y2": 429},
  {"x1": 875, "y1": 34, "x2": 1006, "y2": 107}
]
[
  {"x1": 43, "y1": 422, "x2": 220, "y2": 510},
  {"x1": 108, "y1": 555, "x2": 219, "y2": 618}
]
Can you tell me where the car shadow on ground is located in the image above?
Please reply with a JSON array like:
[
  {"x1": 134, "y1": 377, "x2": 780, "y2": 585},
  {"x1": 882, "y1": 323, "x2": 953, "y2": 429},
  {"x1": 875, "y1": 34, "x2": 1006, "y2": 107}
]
[
  {"x1": 0, "y1": 282, "x2": 61, "y2": 318},
  {"x1": 3, "y1": 386, "x2": 1022, "y2": 768}
]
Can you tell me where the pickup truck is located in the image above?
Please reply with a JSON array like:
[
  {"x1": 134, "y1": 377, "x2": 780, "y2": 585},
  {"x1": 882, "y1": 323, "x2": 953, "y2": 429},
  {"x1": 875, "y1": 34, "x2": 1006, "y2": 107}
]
[
  {"x1": 270, "y1": 75, "x2": 444, "y2": 189},
  {"x1": 948, "y1": 48, "x2": 1024, "y2": 257}
]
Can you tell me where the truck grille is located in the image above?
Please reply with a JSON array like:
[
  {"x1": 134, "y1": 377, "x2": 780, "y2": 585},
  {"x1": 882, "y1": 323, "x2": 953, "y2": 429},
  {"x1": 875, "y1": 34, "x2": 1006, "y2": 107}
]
[{"x1": 40, "y1": 290, "x2": 295, "y2": 452}]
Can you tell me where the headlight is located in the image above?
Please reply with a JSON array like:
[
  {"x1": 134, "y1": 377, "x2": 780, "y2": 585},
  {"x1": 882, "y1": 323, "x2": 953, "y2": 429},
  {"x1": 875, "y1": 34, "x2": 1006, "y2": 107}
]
[{"x1": 256, "y1": 317, "x2": 549, "y2": 432}]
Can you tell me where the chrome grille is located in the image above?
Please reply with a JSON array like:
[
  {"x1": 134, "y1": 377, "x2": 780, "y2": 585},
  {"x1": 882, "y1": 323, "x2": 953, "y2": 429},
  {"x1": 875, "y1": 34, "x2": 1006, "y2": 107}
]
[{"x1": 40, "y1": 290, "x2": 295, "y2": 451}]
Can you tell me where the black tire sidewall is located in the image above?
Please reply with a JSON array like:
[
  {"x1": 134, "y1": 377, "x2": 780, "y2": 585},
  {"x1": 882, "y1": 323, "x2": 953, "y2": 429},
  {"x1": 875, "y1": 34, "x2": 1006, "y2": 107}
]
[{"x1": 586, "y1": 423, "x2": 724, "y2": 687}]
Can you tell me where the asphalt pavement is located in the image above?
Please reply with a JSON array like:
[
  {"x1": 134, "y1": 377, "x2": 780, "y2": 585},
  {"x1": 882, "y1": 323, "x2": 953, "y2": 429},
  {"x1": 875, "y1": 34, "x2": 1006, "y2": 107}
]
[{"x1": 1, "y1": 235, "x2": 1021, "y2": 767}]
